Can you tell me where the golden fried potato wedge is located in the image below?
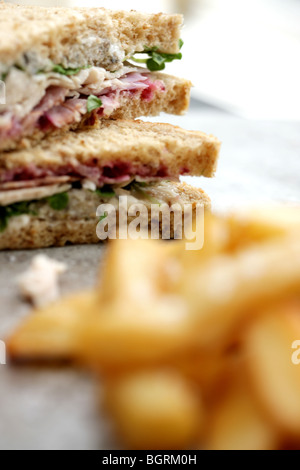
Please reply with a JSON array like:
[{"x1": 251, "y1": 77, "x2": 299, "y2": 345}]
[
  {"x1": 178, "y1": 347, "x2": 243, "y2": 400},
  {"x1": 79, "y1": 299, "x2": 193, "y2": 368},
  {"x1": 204, "y1": 374, "x2": 279, "y2": 450},
  {"x1": 223, "y1": 207, "x2": 300, "y2": 251},
  {"x1": 245, "y1": 300, "x2": 300, "y2": 437},
  {"x1": 182, "y1": 234, "x2": 300, "y2": 348},
  {"x1": 81, "y1": 239, "x2": 193, "y2": 367},
  {"x1": 104, "y1": 370, "x2": 203, "y2": 450},
  {"x1": 99, "y1": 240, "x2": 170, "y2": 304},
  {"x1": 7, "y1": 291, "x2": 98, "y2": 362}
]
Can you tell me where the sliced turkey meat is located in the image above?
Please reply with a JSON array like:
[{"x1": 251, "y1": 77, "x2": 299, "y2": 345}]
[
  {"x1": 0, "y1": 176, "x2": 76, "y2": 191},
  {"x1": 0, "y1": 184, "x2": 72, "y2": 206}
]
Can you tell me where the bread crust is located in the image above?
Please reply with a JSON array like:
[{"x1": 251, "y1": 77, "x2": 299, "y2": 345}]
[
  {"x1": 0, "y1": 73, "x2": 192, "y2": 152},
  {"x1": 0, "y1": 182, "x2": 211, "y2": 250},
  {"x1": 0, "y1": 119, "x2": 220, "y2": 181},
  {"x1": 0, "y1": 3, "x2": 182, "y2": 68}
]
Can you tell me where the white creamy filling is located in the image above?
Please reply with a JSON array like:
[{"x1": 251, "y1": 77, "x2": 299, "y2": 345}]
[
  {"x1": 1, "y1": 38, "x2": 126, "y2": 75},
  {"x1": 82, "y1": 179, "x2": 97, "y2": 192}
]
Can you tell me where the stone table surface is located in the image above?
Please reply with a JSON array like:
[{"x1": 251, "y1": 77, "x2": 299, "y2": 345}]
[{"x1": 0, "y1": 111, "x2": 299, "y2": 449}]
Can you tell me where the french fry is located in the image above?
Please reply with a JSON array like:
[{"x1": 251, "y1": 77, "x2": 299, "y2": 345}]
[
  {"x1": 170, "y1": 207, "x2": 300, "y2": 268},
  {"x1": 7, "y1": 291, "x2": 98, "y2": 362},
  {"x1": 6, "y1": 206, "x2": 300, "y2": 450},
  {"x1": 204, "y1": 373, "x2": 279, "y2": 450},
  {"x1": 9, "y1": 232, "x2": 300, "y2": 367},
  {"x1": 231, "y1": 207, "x2": 300, "y2": 240},
  {"x1": 245, "y1": 300, "x2": 300, "y2": 437},
  {"x1": 81, "y1": 239, "x2": 193, "y2": 367},
  {"x1": 82, "y1": 233, "x2": 300, "y2": 366},
  {"x1": 79, "y1": 300, "x2": 193, "y2": 368},
  {"x1": 99, "y1": 240, "x2": 170, "y2": 304},
  {"x1": 223, "y1": 208, "x2": 300, "y2": 251},
  {"x1": 182, "y1": 234, "x2": 300, "y2": 348},
  {"x1": 177, "y1": 345, "x2": 243, "y2": 400},
  {"x1": 104, "y1": 370, "x2": 203, "y2": 450}
]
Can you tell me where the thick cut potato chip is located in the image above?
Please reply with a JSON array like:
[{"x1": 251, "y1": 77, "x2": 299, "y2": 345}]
[
  {"x1": 7, "y1": 291, "x2": 98, "y2": 362},
  {"x1": 182, "y1": 234, "x2": 300, "y2": 348},
  {"x1": 79, "y1": 302, "x2": 193, "y2": 368},
  {"x1": 204, "y1": 373, "x2": 279, "y2": 450},
  {"x1": 104, "y1": 370, "x2": 203, "y2": 450},
  {"x1": 6, "y1": 206, "x2": 300, "y2": 450},
  {"x1": 245, "y1": 300, "x2": 300, "y2": 437},
  {"x1": 81, "y1": 239, "x2": 194, "y2": 367},
  {"x1": 224, "y1": 208, "x2": 300, "y2": 251},
  {"x1": 99, "y1": 240, "x2": 170, "y2": 304},
  {"x1": 177, "y1": 346, "x2": 243, "y2": 400}
]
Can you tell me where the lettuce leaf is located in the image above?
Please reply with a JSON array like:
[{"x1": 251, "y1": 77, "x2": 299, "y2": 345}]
[
  {"x1": 52, "y1": 64, "x2": 91, "y2": 76},
  {"x1": 48, "y1": 192, "x2": 69, "y2": 211},
  {"x1": 131, "y1": 40, "x2": 184, "y2": 72},
  {"x1": 0, "y1": 201, "x2": 36, "y2": 232},
  {"x1": 87, "y1": 95, "x2": 103, "y2": 113}
]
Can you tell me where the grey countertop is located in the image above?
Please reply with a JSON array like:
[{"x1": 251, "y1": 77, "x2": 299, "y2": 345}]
[{"x1": 0, "y1": 110, "x2": 299, "y2": 449}]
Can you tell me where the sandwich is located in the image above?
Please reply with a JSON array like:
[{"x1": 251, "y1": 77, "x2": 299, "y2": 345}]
[
  {"x1": 0, "y1": 120, "x2": 220, "y2": 250},
  {"x1": 0, "y1": 3, "x2": 190, "y2": 151}
]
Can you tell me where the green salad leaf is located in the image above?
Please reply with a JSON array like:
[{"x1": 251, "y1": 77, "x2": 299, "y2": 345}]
[
  {"x1": 0, "y1": 201, "x2": 36, "y2": 233},
  {"x1": 131, "y1": 39, "x2": 184, "y2": 72},
  {"x1": 95, "y1": 187, "x2": 116, "y2": 199},
  {"x1": 87, "y1": 95, "x2": 103, "y2": 113},
  {"x1": 48, "y1": 192, "x2": 69, "y2": 211},
  {"x1": 0, "y1": 192, "x2": 71, "y2": 233},
  {"x1": 52, "y1": 64, "x2": 91, "y2": 76},
  {"x1": 0, "y1": 217, "x2": 7, "y2": 233}
]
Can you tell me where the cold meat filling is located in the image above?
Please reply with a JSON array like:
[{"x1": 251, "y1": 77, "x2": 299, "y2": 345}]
[
  {"x1": 0, "y1": 67, "x2": 165, "y2": 141},
  {"x1": 0, "y1": 160, "x2": 175, "y2": 187},
  {"x1": 0, "y1": 180, "x2": 183, "y2": 233}
]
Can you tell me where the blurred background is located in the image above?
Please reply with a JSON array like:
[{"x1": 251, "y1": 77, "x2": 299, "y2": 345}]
[{"x1": 7, "y1": 0, "x2": 300, "y2": 120}]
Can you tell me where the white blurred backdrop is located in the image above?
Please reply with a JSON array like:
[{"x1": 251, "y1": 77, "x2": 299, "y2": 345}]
[{"x1": 7, "y1": 0, "x2": 300, "y2": 120}]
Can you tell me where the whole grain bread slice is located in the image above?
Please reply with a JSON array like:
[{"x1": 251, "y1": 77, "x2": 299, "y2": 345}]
[
  {"x1": 0, "y1": 3, "x2": 182, "y2": 70},
  {"x1": 0, "y1": 182, "x2": 211, "y2": 250},
  {"x1": 0, "y1": 119, "x2": 221, "y2": 181}
]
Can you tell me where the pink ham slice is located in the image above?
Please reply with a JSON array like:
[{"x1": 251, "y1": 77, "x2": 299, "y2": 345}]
[
  {"x1": 0, "y1": 159, "x2": 170, "y2": 187},
  {"x1": 99, "y1": 94, "x2": 121, "y2": 115},
  {"x1": 22, "y1": 86, "x2": 68, "y2": 131},
  {"x1": 0, "y1": 116, "x2": 22, "y2": 139},
  {"x1": 44, "y1": 99, "x2": 87, "y2": 128},
  {"x1": 141, "y1": 79, "x2": 166, "y2": 102}
]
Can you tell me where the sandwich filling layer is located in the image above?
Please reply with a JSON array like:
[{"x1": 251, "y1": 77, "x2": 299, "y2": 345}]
[
  {"x1": 0, "y1": 180, "x2": 205, "y2": 233},
  {"x1": 0, "y1": 160, "x2": 174, "y2": 187},
  {"x1": 0, "y1": 41, "x2": 183, "y2": 144},
  {"x1": 0, "y1": 66, "x2": 165, "y2": 142}
]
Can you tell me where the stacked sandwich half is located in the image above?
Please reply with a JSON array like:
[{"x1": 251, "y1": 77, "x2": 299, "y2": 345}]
[{"x1": 0, "y1": 3, "x2": 221, "y2": 249}]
